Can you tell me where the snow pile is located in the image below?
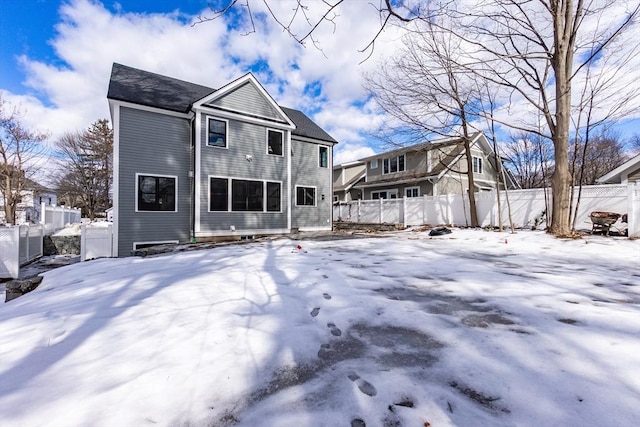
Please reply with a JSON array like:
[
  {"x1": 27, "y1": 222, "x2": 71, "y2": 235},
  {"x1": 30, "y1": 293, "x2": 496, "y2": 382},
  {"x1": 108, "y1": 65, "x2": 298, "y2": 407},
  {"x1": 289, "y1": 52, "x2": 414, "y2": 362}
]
[
  {"x1": 0, "y1": 229, "x2": 638, "y2": 426},
  {"x1": 52, "y1": 223, "x2": 82, "y2": 236}
]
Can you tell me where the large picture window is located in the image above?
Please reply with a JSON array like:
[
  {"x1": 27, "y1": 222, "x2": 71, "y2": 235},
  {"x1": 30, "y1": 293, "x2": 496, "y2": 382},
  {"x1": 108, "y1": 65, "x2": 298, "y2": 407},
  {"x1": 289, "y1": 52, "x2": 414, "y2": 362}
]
[
  {"x1": 267, "y1": 129, "x2": 283, "y2": 156},
  {"x1": 137, "y1": 175, "x2": 176, "y2": 211},
  {"x1": 207, "y1": 117, "x2": 227, "y2": 148},
  {"x1": 232, "y1": 180, "x2": 263, "y2": 211},
  {"x1": 209, "y1": 177, "x2": 229, "y2": 211},
  {"x1": 209, "y1": 178, "x2": 281, "y2": 212},
  {"x1": 296, "y1": 186, "x2": 316, "y2": 206},
  {"x1": 319, "y1": 146, "x2": 328, "y2": 168}
]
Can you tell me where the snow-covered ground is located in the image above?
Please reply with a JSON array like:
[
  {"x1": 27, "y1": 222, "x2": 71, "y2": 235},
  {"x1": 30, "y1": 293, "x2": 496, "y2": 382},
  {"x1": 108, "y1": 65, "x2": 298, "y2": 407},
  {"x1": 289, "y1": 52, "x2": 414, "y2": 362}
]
[{"x1": 1, "y1": 229, "x2": 639, "y2": 427}]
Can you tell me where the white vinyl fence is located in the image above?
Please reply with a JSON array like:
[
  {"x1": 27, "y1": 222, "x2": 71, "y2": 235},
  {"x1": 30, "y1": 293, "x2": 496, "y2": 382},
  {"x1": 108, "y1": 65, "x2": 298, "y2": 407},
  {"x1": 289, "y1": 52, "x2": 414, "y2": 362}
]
[
  {"x1": 41, "y1": 203, "x2": 82, "y2": 235},
  {"x1": 0, "y1": 224, "x2": 44, "y2": 279},
  {"x1": 334, "y1": 183, "x2": 640, "y2": 237},
  {"x1": 81, "y1": 223, "x2": 115, "y2": 261}
]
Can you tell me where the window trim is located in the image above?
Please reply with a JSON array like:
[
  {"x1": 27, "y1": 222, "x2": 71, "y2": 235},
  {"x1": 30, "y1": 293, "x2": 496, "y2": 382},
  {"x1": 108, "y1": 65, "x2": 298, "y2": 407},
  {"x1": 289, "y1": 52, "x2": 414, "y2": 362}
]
[
  {"x1": 473, "y1": 156, "x2": 483, "y2": 174},
  {"x1": 135, "y1": 173, "x2": 178, "y2": 213},
  {"x1": 208, "y1": 175, "x2": 282, "y2": 213},
  {"x1": 382, "y1": 154, "x2": 406, "y2": 174},
  {"x1": 371, "y1": 189, "x2": 398, "y2": 200},
  {"x1": 208, "y1": 177, "x2": 229, "y2": 212},
  {"x1": 206, "y1": 116, "x2": 229, "y2": 149},
  {"x1": 318, "y1": 146, "x2": 329, "y2": 168},
  {"x1": 295, "y1": 185, "x2": 317, "y2": 207},
  {"x1": 405, "y1": 186, "x2": 420, "y2": 198},
  {"x1": 266, "y1": 128, "x2": 284, "y2": 157},
  {"x1": 370, "y1": 159, "x2": 378, "y2": 169}
]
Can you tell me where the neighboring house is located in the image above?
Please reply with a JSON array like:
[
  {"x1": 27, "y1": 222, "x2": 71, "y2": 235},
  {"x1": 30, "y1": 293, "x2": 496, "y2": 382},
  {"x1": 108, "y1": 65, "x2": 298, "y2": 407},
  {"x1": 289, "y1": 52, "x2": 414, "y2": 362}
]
[
  {"x1": 107, "y1": 63, "x2": 337, "y2": 256},
  {"x1": 0, "y1": 179, "x2": 57, "y2": 224},
  {"x1": 596, "y1": 154, "x2": 640, "y2": 185},
  {"x1": 352, "y1": 132, "x2": 514, "y2": 200},
  {"x1": 333, "y1": 160, "x2": 366, "y2": 202}
]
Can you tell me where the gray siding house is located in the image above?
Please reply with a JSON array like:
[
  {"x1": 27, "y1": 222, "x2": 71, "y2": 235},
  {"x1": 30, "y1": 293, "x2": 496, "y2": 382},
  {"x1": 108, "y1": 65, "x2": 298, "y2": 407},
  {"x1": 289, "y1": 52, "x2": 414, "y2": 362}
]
[
  {"x1": 351, "y1": 132, "x2": 515, "y2": 200},
  {"x1": 107, "y1": 63, "x2": 337, "y2": 256}
]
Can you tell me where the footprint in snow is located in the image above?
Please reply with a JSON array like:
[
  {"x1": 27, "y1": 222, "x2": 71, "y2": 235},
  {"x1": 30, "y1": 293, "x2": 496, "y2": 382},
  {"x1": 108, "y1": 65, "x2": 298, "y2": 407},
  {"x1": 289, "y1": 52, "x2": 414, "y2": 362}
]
[
  {"x1": 348, "y1": 373, "x2": 377, "y2": 396},
  {"x1": 351, "y1": 419, "x2": 366, "y2": 427},
  {"x1": 323, "y1": 292, "x2": 332, "y2": 300},
  {"x1": 327, "y1": 322, "x2": 342, "y2": 336},
  {"x1": 310, "y1": 307, "x2": 320, "y2": 317}
]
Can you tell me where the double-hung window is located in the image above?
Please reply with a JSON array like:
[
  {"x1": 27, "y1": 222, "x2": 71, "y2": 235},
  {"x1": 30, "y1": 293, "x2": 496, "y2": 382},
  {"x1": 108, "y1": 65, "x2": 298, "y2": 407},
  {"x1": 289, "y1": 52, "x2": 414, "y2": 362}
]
[
  {"x1": 207, "y1": 117, "x2": 228, "y2": 148},
  {"x1": 267, "y1": 129, "x2": 283, "y2": 156},
  {"x1": 473, "y1": 156, "x2": 483, "y2": 174},
  {"x1": 405, "y1": 187, "x2": 420, "y2": 197},
  {"x1": 319, "y1": 146, "x2": 328, "y2": 168},
  {"x1": 137, "y1": 174, "x2": 176, "y2": 211}
]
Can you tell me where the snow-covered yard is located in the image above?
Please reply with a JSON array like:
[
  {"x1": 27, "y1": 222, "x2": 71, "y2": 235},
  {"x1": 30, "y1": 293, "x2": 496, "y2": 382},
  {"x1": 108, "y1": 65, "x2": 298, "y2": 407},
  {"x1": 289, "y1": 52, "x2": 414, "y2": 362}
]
[{"x1": 1, "y1": 229, "x2": 639, "y2": 427}]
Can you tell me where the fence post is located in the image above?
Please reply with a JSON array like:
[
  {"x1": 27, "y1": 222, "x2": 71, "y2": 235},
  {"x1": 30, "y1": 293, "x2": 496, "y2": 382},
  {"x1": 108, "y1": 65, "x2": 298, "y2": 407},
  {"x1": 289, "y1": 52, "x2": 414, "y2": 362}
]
[
  {"x1": 357, "y1": 199, "x2": 361, "y2": 223},
  {"x1": 40, "y1": 202, "x2": 46, "y2": 225},
  {"x1": 628, "y1": 183, "x2": 640, "y2": 238},
  {"x1": 379, "y1": 198, "x2": 384, "y2": 223},
  {"x1": 80, "y1": 224, "x2": 87, "y2": 261},
  {"x1": 402, "y1": 197, "x2": 407, "y2": 227}
]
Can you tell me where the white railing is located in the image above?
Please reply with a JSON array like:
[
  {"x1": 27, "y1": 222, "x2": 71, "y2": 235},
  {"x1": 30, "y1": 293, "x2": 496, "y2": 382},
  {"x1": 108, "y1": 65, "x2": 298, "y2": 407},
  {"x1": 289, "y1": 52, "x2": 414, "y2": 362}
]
[
  {"x1": 334, "y1": 183, "x2": 638, "y2": 236},
  {"x1": 81, "y1": 223, "x2": 115, "y2": 261},
  {"x1": 41, "y1": 203, "x2": 82, "y2": 235},
  {"x1": 0, "y1": 224, "x2": 44, "y2": 279}
]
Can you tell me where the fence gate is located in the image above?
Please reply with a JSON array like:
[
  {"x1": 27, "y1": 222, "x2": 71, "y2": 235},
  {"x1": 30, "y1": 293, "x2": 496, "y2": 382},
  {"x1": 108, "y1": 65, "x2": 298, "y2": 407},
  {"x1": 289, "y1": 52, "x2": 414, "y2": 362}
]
[{"x1": 81, "y1": 223, "x2": 114, "y2": 261}]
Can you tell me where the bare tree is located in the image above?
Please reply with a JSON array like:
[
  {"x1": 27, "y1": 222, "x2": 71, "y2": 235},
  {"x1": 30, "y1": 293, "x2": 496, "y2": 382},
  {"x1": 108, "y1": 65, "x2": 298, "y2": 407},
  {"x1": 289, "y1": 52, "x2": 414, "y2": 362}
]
[
  {"x1": 630, "y1": 133, "x2": 640, "y2": 155},
  {"x1": 54, "y1": 120, "x2": 113, "y2": 220},
  {"x1": 194, "y1": 0, "x2": 418, "y2": 57},
  {"x1": 202, "y1": 0, "x2": 640, "y2": 236},
  {"x1": 0, "y1": 96, "x2": 48, "y2": 225},
  {"x1": 364, "y1": 21, "x2": 485, "y2": 226},
  {"x1": 503, "y1": 132, "x2": 554, "y2": 189},
  {"x1": 433, "y1": 0, "x2": 640, "y2": 235},
  {"x1": 570, "y1": 131, "x2": 627, "y2": 186}
]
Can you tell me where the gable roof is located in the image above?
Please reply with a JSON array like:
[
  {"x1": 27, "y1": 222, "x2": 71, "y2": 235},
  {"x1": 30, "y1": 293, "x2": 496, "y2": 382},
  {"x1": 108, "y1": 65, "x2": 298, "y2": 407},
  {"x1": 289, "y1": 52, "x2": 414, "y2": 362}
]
[
  {"x1": 596, "y1": 154, "x2": 640, "y2": 184},
  {"x1": 107, "y1": 63, "x2": 337, "y2": 144},
  {"x1": 357, "y1": 132, "x2": 486, "y2": 176}
]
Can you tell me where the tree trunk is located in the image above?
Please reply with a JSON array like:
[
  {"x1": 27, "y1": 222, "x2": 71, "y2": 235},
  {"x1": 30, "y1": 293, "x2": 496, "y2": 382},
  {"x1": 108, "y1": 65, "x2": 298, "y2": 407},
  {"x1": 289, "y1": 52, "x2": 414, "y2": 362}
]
[
  {"x1": 548, "y1": 1, "x2": 575, "y2": 236},
  {"x1": 463, "y1": 137, "x2": 480, "y2": 227}
]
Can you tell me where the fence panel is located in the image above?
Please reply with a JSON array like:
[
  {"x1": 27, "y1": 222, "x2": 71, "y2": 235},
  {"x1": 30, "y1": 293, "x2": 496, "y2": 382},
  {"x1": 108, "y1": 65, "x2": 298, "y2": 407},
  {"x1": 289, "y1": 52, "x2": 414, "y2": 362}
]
[
  {"x1": 357, "y1": 200, "x2": 382, "y2": 223},
  {"x1": 41, "y1": 204, "x2": 82, "y2": 235},
  {"x1": 405, "y1": 198, "x2": 425, "y2": 226},
  {"x1": 334, "y1": 184, "x2": 633, "y2": 233},
  {"x1": 18, "y1": 225, "x2": 29, "y2": 265},
  {"x1": 381, "y1": 199, "x2": 402, "y2": 224},
  {"x1": 81, "y1": 223, "x2": 114, "y2": 261},
  {"x1": 0, "y1": 227, "x2": 20, "y2": 279},
  {"x1": 27, "y1": 224, "x2": 44, "y2": 263}
]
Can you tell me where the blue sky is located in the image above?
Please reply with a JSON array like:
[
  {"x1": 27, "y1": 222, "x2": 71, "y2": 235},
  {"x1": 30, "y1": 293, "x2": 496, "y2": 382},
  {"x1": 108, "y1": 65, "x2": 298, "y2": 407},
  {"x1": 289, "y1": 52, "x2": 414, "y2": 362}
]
[
  {"x1": 1, "y1": 0, "x2": 639, "y2": 173},
  {"x1": 1, "y1": 0, "x2": 397, "y2": 166}
]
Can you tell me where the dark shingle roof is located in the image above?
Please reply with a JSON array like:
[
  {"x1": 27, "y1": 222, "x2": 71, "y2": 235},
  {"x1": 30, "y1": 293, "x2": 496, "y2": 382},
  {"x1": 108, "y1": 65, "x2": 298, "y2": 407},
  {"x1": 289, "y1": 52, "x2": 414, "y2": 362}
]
[
  {"x1": 107, "y1": 63, "x2": 214, "y2": 113},
  {"x1": 107, "y1": 63, "x2": 337, "y2": 144},
  {"x1": 281, "y1": 107, "x2": 337, "y2": 144}
]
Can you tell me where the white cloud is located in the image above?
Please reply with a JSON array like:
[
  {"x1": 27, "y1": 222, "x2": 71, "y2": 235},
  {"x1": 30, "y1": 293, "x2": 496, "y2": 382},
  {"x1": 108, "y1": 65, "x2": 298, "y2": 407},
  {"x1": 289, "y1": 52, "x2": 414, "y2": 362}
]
[
  {"x1": 333, "y1": 143, "x2": 376, "y2": 166},
  {"x1": 3, "y1": 0, "x2": 403, "y2": 152},
  {"x1": 3, "y1": 0, "x2": 638, "y2": 170}
]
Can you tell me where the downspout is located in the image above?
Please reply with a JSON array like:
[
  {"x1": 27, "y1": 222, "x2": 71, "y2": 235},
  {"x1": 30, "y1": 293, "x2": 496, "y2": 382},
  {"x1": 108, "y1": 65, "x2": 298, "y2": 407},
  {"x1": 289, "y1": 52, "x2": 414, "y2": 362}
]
[{"x1": 189, "y1": 113, "x2": 196, "y2": 243}]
